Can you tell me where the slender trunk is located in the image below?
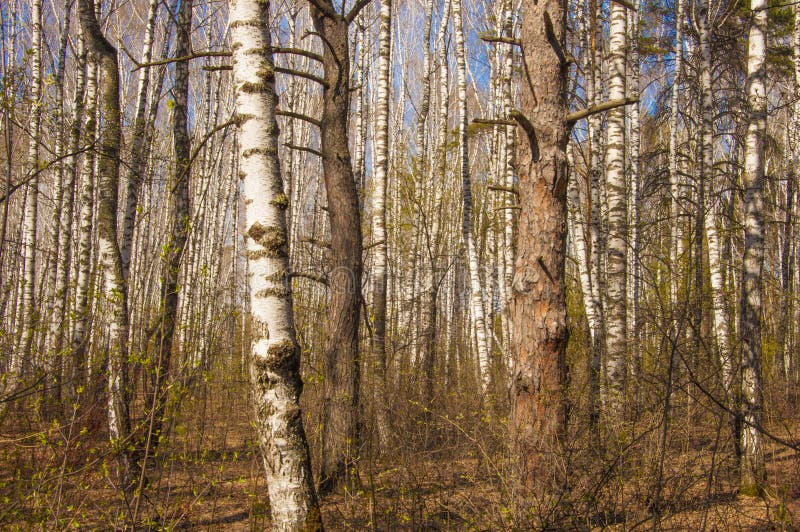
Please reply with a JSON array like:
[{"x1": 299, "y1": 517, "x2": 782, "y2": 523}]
[
  {"x1": 71, "y1": 24, "x2": 98, "y2": 396},
  {"x1": 308, "y1": 1, "x2": 363, "y2": 493},
  {"x1": 421, "y1": 0, "x2": 451, "y2": 409},
  {"x1": 739, "y1": 0, "x2": 767, "y2": 492},
  {"x1": 670, "y1": 0, "x2": 686, "y2": 316},
  {"x1": 58, "y1": 23, "x2": 88, "y2": 407},
  {"x1": 627, "y1": 4, "x2": 641, "y2": 400},
  {"x1": 148, "y1": 0, "x2": 193, "y2": 453},
  {"x1": 44, "y1": 1, "x2": 72, "y2": 399},
  {"x1": 453, "y1": 0, "x2": 490, "y2": 393},
  {"x1": 511, "y1": 0, "x2": 570, "y2": 503},
  {"x1": 77, "y1": 0, "x2": 133, "y2": 486},
  {"x1": 371, "y1": 0, "x2": 391, "y2": 443},
  {"x1": 14, "y1": 0, "x2": 43, "y2": 385},
  {"x1": 120, "y1": 0, "x2": 159, "y2": 281},
  {"x1": 604, "y1": 0, "x2": 628, "y2": 417},
  {"x1": 416, "y1": 0, "x2": 434, "y2": 156}
]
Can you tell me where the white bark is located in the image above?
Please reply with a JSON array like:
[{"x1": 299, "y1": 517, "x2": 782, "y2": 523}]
[
  {"x1": 454, "y1": 0, "x2": 491, "y2": 393},
  {"x1": 739, "y1": 0, "x2": 767, "y2": 491},
  {"x1": 604, "y1": 0, "x2": 628, "y2": 415},
  {"x1": 71, "y1": 31, "x2": 98, "y2": 382},
  {"x1": 670, "y1": 0, "x2": 686, "y2": 310},
  {"x1": 120, "y1": 0, "x2": 159, "y2": 281},
  {"x1": 229, "y1": 0, "x2": 322, "y2": 525},
  {"x1": 371, "y1": 0, "x2": 391, "y2": 441},
  {"x1": 14, "y1": 0, "x2": 43, "y2": 380}
]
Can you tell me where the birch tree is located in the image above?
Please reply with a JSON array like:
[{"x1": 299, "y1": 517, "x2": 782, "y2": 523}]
[
  {"x1": 371, "y1": 0, "x2": 391, "y2": 441},
  {"x1": 453, "y1": 0, "x2": 490, "y2": 393},
  {"x1": 77, "y1": 0, "x2": 133, "y2": 485},
  {"x1": 739, "y1": 0, "x2": 767, "y2": 492},
  {"x1": 229, "y1": 0, "x2": 322, "y2": 524},
  {"x1": 604, "y1": 0, "x2": 628, "y2": 417}
]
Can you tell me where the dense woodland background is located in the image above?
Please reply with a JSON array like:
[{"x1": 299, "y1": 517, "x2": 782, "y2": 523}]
[{"x1": 0, "y1": 0, "x2": 799, "y2": 527}]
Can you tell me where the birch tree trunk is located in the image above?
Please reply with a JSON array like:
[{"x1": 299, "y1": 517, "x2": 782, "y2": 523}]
[
  {"x1": 604, "y1": 0, "x2": 628, "y2": 417},
  {"x1": 229, "y1": 0, "x2": 322, "y2": 523},
  {"x1": 778, "y1": 2, "x2": 800, "y2": 381},
  {"x1": 421, "y1": 0, "x2": 450, "y2": 409},
  {"x1": 60, "y1": 26, "x2": 88, "y2": 406},
  {"x1": 627, "y1": 4, "x2": 641, "y2": 398},
  {"x1": 77, "y1": 0, "x2": 133, "y2": 485},
  {"x1": 44, "y1": 0, "x2": 72, "y2": 397},
  {"x1": 148, "y1": 0, "x2": 193, "y2": 451},
  {"x1": 14, "y1": 0, "x2": 43, "y2": 385},
  {"x1": 119, "y1": 0, "x2": 159, "y2": 281},
  {"x1": 371, "y1": 0, "x2": 391, "y2": 443},
  {"x1": 71, "y1": 30, "x2": 97, "y2": 400},
  {"x1": 511, "y1": 0, "x2": 570, "y2": 502},
  {"x1": 698, "y1": 3, "x2": 733, "y2": 396},
  {"x1": 670, "y1": 0, "x2": 686, "y2": 318},
  {"x1": 453, "y1": 0, "x2": 490, "y2": 393},
  {"x1": 739, "y1": 0, "x2": 767, "y2": 492}
]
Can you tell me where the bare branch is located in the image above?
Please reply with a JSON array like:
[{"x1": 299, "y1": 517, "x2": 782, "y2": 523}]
[
  {"x1": 488, "y1": 184, "x2": 519, "y2": 196},
  {"x1": 472, "y1": 118, "x2": 517, "y2": 127},
  {"x1": 132, "y1": 51, "x2": 232, "y2": 71},
  {"x1": 345, "y1": 0, "x2": 373, "y2": 23},
  {"x1": 289, "y1": 271, "x2": 328, "y2": 286},
  {"x1": 307, "y1": 0, "x2": 339, "y2": 20},
  {"x1": 285, "y1": 143, "x2": 322, "y2": 158},
  {"x1": 271, "y1": 46, "x2": 323, "y2": 63},
  {"x1": 478, "y1": 33, "x2": 521, "y2": 46},
  {"x1": 274, "y1": 66, "x2": 328, "y2": 87},
  {"x1": 566, "y1": 97, "x2": 638, "y2": 125},
  {"x1": 275, "y1": 110, "x2": 322, "y2": 128}
]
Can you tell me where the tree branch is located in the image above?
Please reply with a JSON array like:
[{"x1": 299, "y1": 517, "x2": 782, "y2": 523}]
[
  {"x1": 271, "y1": 46, "x2": 323, "y2": 63},
  {"x1": 300, "y1": 236, "x2": 331, "y2": 248},
  {"x1": 289, "y1": 271, "x2": 328, "y2": 286},
  {"x1": 611, "y1": 0, "x2": 638, "y2": 10},
  {"x1": 472, "y1": 118, "x2": 517, "y2": 127},
  {"x1": 285, "y1": 143, "x2": 322, "y2": 158},
  {"x1": 478, "y1": 33, "x2": 521, "y2": 46},
  {"x1": 132, "y1": 51, "x2": 232, "y2": 71},
  {"x1": 345, "y1": 0, "x2": 373, "y2": 23},
  {"x1": 275, "y1": 110, "x2": 322, "y2": 128},
  {"x1": 509, "y1": 110, "x2": 540, "y2": 163},
  {"x1": 488, "y1": 184, "x2": 519, "y2": 196},
  {"x1": 274, "y1": 66, "x2": 328, "y2": 88},
  {"x1": 307, "y1": 0, "x2": 340, "y2": 20},
  {"x1": 566, "y1": 97, "x2": 638, "y2": 125}
]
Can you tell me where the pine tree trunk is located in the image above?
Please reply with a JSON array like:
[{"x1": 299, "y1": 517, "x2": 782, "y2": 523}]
[{"x1": 510, "y1": 0, "x2": 570, "y2": 502}]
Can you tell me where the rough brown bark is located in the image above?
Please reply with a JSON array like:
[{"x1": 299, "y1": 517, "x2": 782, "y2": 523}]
[
  {"x1": 510, "y1": 0, "x2": 570, "y2": 514},
  {"x1": 309, "y1": 0, "x2": 364, "y2": 493}
]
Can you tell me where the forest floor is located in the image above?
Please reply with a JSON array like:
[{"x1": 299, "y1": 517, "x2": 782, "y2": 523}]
[{"x1": 1, "y1": 369, "x2": 799, "y2": 530}]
